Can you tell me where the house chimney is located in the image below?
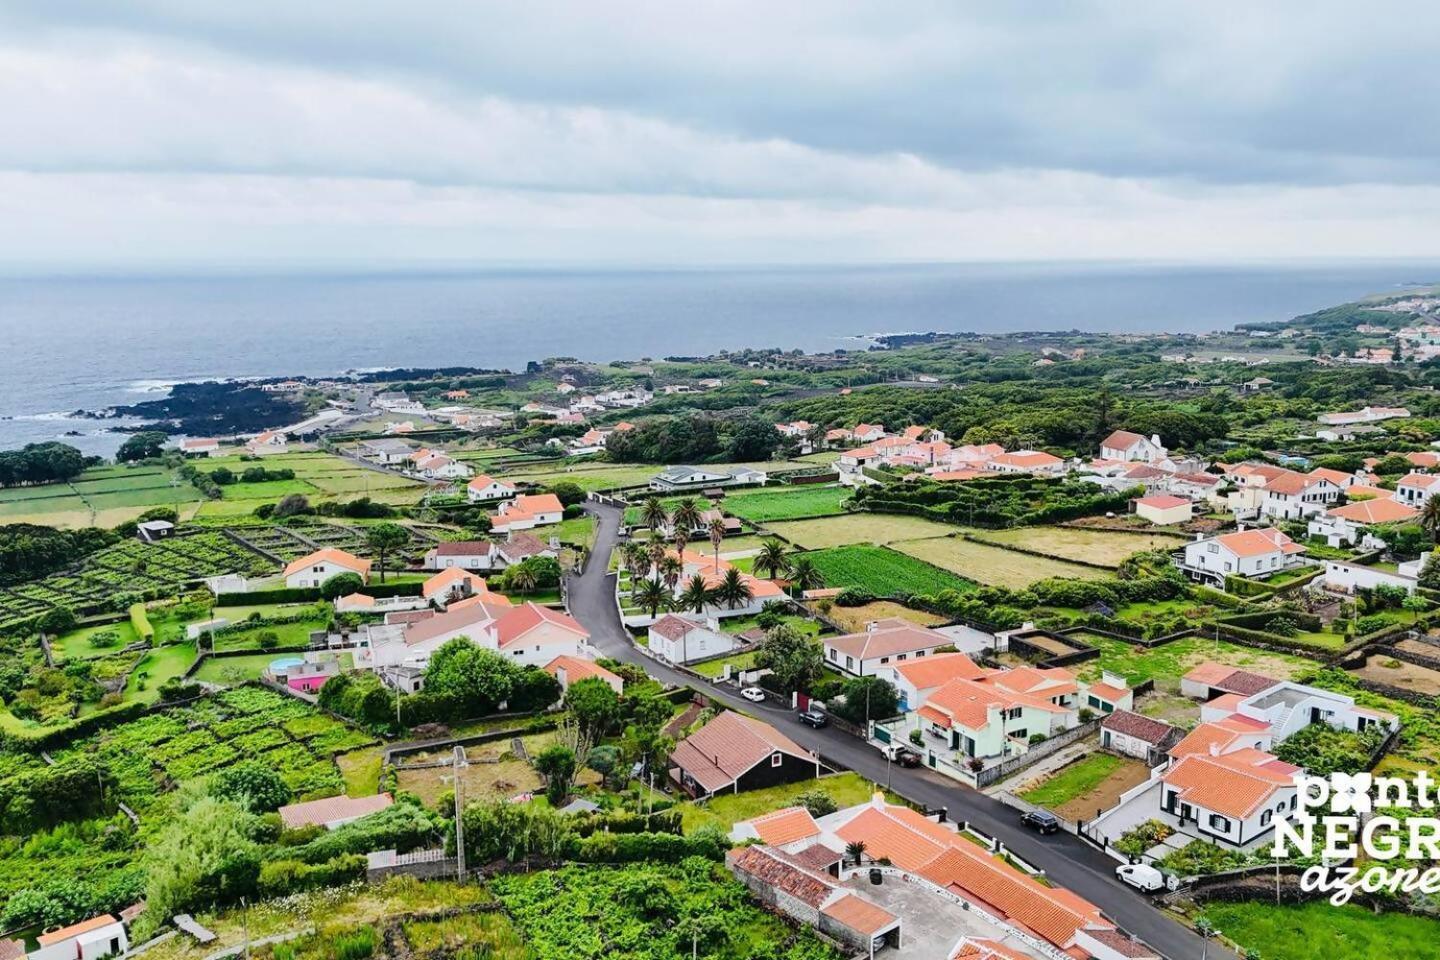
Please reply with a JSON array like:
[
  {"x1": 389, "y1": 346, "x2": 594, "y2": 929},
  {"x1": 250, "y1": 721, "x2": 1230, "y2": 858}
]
[
  {"x1": 1209, "y1": 742, "x2": 1221, "y2": 756},
  {"x1": 867, "y1": 621, "x2": 878, "y2": 633}
]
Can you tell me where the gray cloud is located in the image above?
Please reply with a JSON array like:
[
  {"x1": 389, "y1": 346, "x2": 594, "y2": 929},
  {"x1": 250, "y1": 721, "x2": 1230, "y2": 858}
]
[{"x1": 0, "y1": 1, "x2": 1438, "y2": 266}]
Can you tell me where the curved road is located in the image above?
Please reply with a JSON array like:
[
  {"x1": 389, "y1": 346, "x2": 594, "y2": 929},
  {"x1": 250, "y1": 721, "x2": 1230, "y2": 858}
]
[{"x1": 566, "y1": 502, "x2": 1233, "y2": 960}]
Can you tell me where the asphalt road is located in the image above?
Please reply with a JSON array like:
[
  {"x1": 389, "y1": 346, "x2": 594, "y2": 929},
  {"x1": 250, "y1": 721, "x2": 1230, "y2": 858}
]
[{"x1": 566, "y1": 502, "x2": 1235, "y2": 960}]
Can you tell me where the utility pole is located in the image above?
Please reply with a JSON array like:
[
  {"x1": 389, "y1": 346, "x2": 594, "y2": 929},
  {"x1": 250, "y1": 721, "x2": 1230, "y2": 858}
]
[{"x1": 453, "y1": 744, "x2": 468, "y2": 881}]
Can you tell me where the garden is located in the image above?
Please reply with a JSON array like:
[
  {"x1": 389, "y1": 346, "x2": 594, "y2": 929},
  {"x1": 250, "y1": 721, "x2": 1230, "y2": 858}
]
[
  {"x1": 1198, "y1": 901, "x2": 1440, "y2": 960},
  {"x1": 800, "y1": 544, "x2": 976, "y2": 597},
  {"x1": 492, "y1": 861, "x2": 843, "y2": 960},
  {"x1": 1017, "y1": 752, "x2": 1150, "y2": 822},
  {"x1": 717, "y1": 485, "x2": 849, "y2": 523}
]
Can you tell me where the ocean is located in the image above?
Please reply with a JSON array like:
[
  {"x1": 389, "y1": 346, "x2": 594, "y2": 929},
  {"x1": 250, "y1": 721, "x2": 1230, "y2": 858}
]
[{"x1": 1, "y1": 261, "x2": 1437, "y2": 457}]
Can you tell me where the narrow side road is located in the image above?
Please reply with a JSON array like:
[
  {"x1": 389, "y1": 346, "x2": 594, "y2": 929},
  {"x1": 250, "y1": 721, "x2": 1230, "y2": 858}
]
[{"x1": 566, "y1": 502, "x2": 1235, "y2": 960}]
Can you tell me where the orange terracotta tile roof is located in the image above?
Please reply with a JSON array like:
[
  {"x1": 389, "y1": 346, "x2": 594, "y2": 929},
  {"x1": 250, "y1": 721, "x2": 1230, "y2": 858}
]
[
  {"x1": 1086, "y1": 681, "x2": 1130, "y2": 703},
  {"x1": 36, "y1": 915, "x2": 119, "y2": 947},
  {"x1": 745, "y1": 806, "x2": 821, "y2": 846},
  {"x1": 1398, "y1": 472, "x2": 1440, "y2": 490},
  {"x1": 512, "y1": 493, "x2": 564, "y2": 514},
  {"x1": 1307, "y1": 467, "x2": 1354, "y2": 486},
  {"x1": 1211, "y1": 528, "x2": 1303, "y2": 558},
  {"x1": 543, "y1": 654, "x2": 621, "y2": 689},
  {"x1": 494, "y1": 602, "x2": 588, "y2": 648},
  {"x1": 951, "y1": 939, "x2": 1035, "y2": 960},
  {"x1": 1134, "y1": 494, "x2": 1190, "y2": 510},
  {"x1": 820, "y1": 894, "x2": 898, "y2": 935},
  {"x1": 1163, "y1": 750, "x2": 1298, "y2": 819},
  {"x1": 1101, "y1": 430, "x2": 1147, "y2": 450},
  {"x1": 422, "y1": 567, "x2": 487, "y2": 598},
  {"x1": 283, "y1": 548, "x2": 372, "y2": 579},
  {"x1": 826, "y1": 622, "x2": 943, "y2": 661},
  {"x1": 891, "y1": 652, "x2": 987, "y2": 689},
  {"x1": 1326, "y1": 496, "x2": 1418, "y2": 525},
  {"x1": 990, "y1": 450, "x2": 1063, "y2": 468}
]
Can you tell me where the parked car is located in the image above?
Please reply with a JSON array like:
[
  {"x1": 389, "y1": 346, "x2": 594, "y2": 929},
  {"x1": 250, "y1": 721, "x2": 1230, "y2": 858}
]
[
  {"x1": 797, "y1": 708, "x2": 829, "y2": 728},
  {"x1": 740, "y1": 686, "x2": 767, "y2": 703},
  {"x1": 1115, "y1": 863, "x2": 1167, "y2": 893},
  {"x1": 877, "y1": 741, "x2": 921, "y2": 766},
  {"x1": 1019, "y1": 809, "x2": 1061, "y2": 835}
]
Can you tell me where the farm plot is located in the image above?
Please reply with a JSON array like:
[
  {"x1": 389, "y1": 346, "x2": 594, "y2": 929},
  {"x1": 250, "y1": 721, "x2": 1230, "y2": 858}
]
[
  {"x1": 816, "y1": 600, "x2": 945, "y2": 633},
  {"x1": 975, "y1": 526, "x2": 1189, "y2": 568},
  {"x1": 394, "y1": 731, "x2": 558, "y2": 807},
  {"x1": 1017, "y1": 753, "x2": 1150, "y2": 822},
  {"x1": 890, "y1": 535, "x2": 1106, "y2": 589},
  {"x1": 55, "y1": 685, "x2": 376, "y2": 811},
  {"x1": 718, "y1": 485, "x2": 849, "y2": 523},
  {"x1": 0, "y1": 465, "x2": 202, "y2": 527},
  {"x1": 762, "y1": 513, "x2": 956, "y2": 549},
  {"x1": 802, "y1": 545, "x2": 974, "y2": 597},
  {"x1": 1072, "y1": 633, "x2": 1317, "y2": 691}
]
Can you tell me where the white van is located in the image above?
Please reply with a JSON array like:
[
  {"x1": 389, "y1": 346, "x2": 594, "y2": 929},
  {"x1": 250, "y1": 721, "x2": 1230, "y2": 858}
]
[{"x1": 1115, "y1": 863, "x2": 1167, "y2": 893}]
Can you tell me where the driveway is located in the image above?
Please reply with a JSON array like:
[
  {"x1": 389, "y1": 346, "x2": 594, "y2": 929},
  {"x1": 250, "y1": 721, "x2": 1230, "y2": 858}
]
[{"x1": 565, "y1": 502, "x2": 1234, "y2": 960}]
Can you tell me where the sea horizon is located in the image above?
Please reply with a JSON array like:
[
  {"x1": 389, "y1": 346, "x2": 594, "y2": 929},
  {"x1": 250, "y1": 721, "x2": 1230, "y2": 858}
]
[{"x1": 3, "y1": 259, "x2": 1438, "y2": 457}]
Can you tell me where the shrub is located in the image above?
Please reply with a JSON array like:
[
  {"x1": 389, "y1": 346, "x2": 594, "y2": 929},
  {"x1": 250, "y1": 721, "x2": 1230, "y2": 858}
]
[
  {"x1": 210, "y1": 760, "x2": 293, "y2": 812},
  {"x1": 321, "y1": 572, "x2": 365, "y2": 600},
  {"x1": 128, "y1": 603, "x2": 154, "y2": 644},
  {"x1": 794, "y1": 789, "x2": 838, "y2": 818}
]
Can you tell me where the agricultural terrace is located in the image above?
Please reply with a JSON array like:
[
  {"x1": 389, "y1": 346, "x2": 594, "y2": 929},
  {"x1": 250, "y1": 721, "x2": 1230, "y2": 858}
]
[
  {"x1": 0, "y1": 686, "x2": 376, "y2": 920},
  {"x1": 0, "y1": 463, "x2": 203, "y2": 529},
  {"x1": 890, "y1": 535, "x2": 1107, "y2": 589},
  {"x1": 493, "y1": 863, "x2": 844, "y2": 960},
  {"x1": 801, "y1": 544, "x2": 974, "y2": 597},
  {"x1": 973, "y1": 526, "x2": 1189, "y2": 568},
  {"x1": 762, "y1": 513, "x2": 956, "y2": 549},
  {"x1": 0, "y1": 530, "x2": 267, "y2": 630}
]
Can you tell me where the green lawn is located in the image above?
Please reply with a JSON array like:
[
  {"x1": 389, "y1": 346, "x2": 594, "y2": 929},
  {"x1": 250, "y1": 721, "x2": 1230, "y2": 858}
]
[
  {"x1": 1020, "y1": 754, "x2": 1123, "y2": 809},
  {"x1": 125, "y1": 641, "x2": 198, "y2": 702},
  {"x1": 719, "y1": 486, "x2": 850, "y2": 523},
  {"x1": 212, "y1": 618, "x2": 327, "y2": 652},
  {"x1": 803, "y1": 544, "x2": 975, "y2": 597},
  {"x1": 549, "y1": 514, "x2": 596, "y2": 546},
  {"x1": 691, "y1": 651, "x2": 760, "y2": 678},
  {"x1": 51, "y1": 619, "x2": 141, "y2": 661},
  {"x1": 337, "y1": 746, "x2": 386, "y2": 797},
  {"x1": 678, "y1": 771, "x2": 878, "y2": 832},
  {"x1": 1201, "y1": 901, "x2": 1440, "y2": 960},
  {"x1": 192, "y1": 652, "x2": 286, "y2": 685},
  {"x1": 1073, "y1": 634, "x2": 1318, "y2": 692}
]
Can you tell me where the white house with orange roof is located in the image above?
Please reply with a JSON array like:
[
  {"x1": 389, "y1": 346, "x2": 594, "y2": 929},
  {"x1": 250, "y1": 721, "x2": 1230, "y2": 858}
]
[
  {"x1": 728, "y1": 793, "x2": 1149, "y2": 960},
  {"x1": 363, "y1": 599, "x2": 589, "y2": 673},
  {"x1": 877, "y1": 651, "x2": 990, "y2": 711},
  {"x1": 491, "y1": 492, "x2": 564, "y2": 533},
  {"x1": 283, "y1": 548, "x2": 372, "y2": 588},
  {"x1": 420, "y1": 567, "x2": 491, "y2": 606},
  {"x1": 1177, "y1": 528, "x2": 1307, "y2": 588},
  {"x1": 1260, "y1": 471, "x2": 1341, "y2": 520},
  {"x1": 178, "y1": 436, "x2": 221, "y2": 457},
  {"x1": 1309, "y1": 494, "x2": 1419, "y2": 548},
  {"x1": 467, "y1": 475, "x2": 516, "y2": 503},
  {"x1": 28, "y1": 915, "x2": 128, "y2": 960},
  {"x1": 984, "y1": 450, "x2": 1066, "y2": 476},
  {"x1": 1100, "y1": 430, "x2": 1167, "y2": 464},
  {"x1": 776, "y1": 420, "x2": 814, "y2": 438},
  {"x1": 1130, "y1": 494, "x2": 1192, "y2": 526},
  {"x1": 423, "y1": 540, "x2": 496, "y2": 572},
  {"x1": 245, "y1": 429, "x2": 288, "y2": 456},
  {"x1": 1396, "y1": 472, "x2": 1440, "y2": 508},
  {"x1": 544, "y1": 654, "x2": 623, "y2": 696},
  {"x1": 411, "y1": 451, "x2": 472, "y2": 480}
]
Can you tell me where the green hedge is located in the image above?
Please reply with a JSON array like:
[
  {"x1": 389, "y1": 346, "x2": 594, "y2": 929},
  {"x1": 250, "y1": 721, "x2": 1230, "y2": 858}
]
[
  {"x1": 215, "y1": 582, "x2": 424, "y2": 606},
  {"x1": 0, "y1": 700, "x2": 148, "y2": 753},
  {"x1": 128, "y1": 602, "x2": 155, "y2": 643},
  {"x1": 257, "y1": 853, "x2": 366, "y2": 897}
]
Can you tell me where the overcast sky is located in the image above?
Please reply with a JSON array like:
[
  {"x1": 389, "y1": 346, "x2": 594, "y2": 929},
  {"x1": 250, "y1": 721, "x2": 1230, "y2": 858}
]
[{"x1": 3, "y1": 1, "x2": 1439, "y2": 269}]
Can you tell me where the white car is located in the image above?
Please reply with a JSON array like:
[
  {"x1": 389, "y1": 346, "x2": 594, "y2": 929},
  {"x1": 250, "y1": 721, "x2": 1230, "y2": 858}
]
[
  {"x1": 1115, "y1": 863, "x2": 1167, "y2": 893},
  {"x1": 740, "y1": 686, "x2": 766, "y2": 703}
]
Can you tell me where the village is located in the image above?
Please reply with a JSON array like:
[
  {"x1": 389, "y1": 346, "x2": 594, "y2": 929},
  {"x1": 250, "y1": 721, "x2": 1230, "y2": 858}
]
[{"x1": 6, "y1": 298, "x2": 1440, "y2": 960}]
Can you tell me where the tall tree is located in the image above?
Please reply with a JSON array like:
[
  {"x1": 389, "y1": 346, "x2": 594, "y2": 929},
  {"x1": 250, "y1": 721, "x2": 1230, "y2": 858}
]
[
  {"x1": 786, "y1": 554, "x2": 824, "y2": 596},
  {"x1": 715, "y1": 567, "x2": 753, "y2": 610},
  {"x1": 365, "y1": 522, "x2": 410, "y2": 583},
  {"x1": 753, "y1": 539, "x2": 790, "y2": 581},
  {"x1": 708, "y1": 516, "x2": 727, "y2": 573},
  {"x1": 755, "y1": 622, "x2": 824, "y2": 693},
  {"x1": 1422, "y1": 495, "x2": 1440, "y2": 543},
  {"x1": 641, "y1": 496, "x2": 669, "y2": 534},
  {"x1": 658, "y1": 554, "x2": 683, "y2": 592},
  {"x1": 671, "y1": 498, "x2": 702, "y2": 539},
  {"x1": 633, "y1": 577, "x2": 672, "y2": 619},
  {"x1": 677, "y1": 574, "x2": 714, "y2": 615}
]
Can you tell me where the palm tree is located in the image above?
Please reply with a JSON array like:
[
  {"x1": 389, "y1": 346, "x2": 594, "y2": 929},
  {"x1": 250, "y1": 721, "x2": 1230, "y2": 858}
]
[
  {"x1": 844, "y1": 840, "x2": 867, "y2": 867},
  {"x1": 507, "y1": 563, "x2": 538, "y2": 594},
  {"x1": 646, "y1": 533, "x2": 668, "y2": 576},
  {"x1": 786, "y1": 554, "x2": 824, "y2": 596},
  {"x1": 673, "y1": 525, "x2": 690, "y2": 561},
  {"x1": 641, "y1": 496, "x2": 670, "y2": 535},
  {"x1": 708, "y1": 516, "x2": 727, "y2": 573},
  {"x1": 754, "y1": 539, "x2": 790, "y2": 581},
  {"x1": 671, "y1": 497, "x2": 702, "y2": 539},
  {"x1": 633, "y1": 577, "x2": 672, "y2": 619},
  {"x1": 658, "y1": 554, "x2": 683, "y2": 592},
  {"x1": 1422, "y1": 496, "x2": 1440, "y2": 543},
  {"x1": 715, "y1": 567, "x2": 753, "y2": 610},
  {"x1": 677, "y1": 574, "x2": 715, "y2": 614},
  {"x1": 623, "y1": 541, "x2": 649, "y2": 580}
]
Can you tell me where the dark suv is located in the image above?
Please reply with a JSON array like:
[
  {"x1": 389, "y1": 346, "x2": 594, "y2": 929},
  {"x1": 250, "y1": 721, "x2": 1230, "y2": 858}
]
[
  {"x1": 1020, "y1": 809, "x2": 1061, "y2": 835},
  {"x1": 797, "y1": 708, "x2": 829, "y2": 728}
]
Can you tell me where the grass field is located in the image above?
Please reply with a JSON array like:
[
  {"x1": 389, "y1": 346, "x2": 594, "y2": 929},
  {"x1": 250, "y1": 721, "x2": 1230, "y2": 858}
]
[
  {"x1": 891, "y1": 535, "x2": 1107, "y2": 588},
  {"x1": 804, "y1": 544, "x2": 974, "y2": 596},
  {"x1": 51, "y1": 619, "x2": 142, "y2": 660},
  {"x1": 763, "y1": 513, "x2": 957, "y2": 549},
  {"x1": 191, "y1": 652, "x2": 283, "y2": 684},
  {"x1": 1018, "y1": 753, "x2": 1151, "y2": 821},
  {"x1": 1200, "y1": 901, "x2": 1440, "y2": 960},
  {"x1": 691, "y1": 651, "x2": 760, "y2": 678},
  {"x1": 976, "y1": 526, "x2": 1189, "y2": 568},
  {"x1": 719, "y1": 485, "x2": 850, "y2": 523},
  {"x1": 1073, "y1": 634, "x2": 1317, "y2": 691},
  {"x1": 125, "y1": 641, "x2": 198, "y2": 703},
  {"x1": 678, "y1": 771, "x2": 877, "y2": 833},
  {"x1": 0, "y1": 464, "x2": 204, "y2": 527}
]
